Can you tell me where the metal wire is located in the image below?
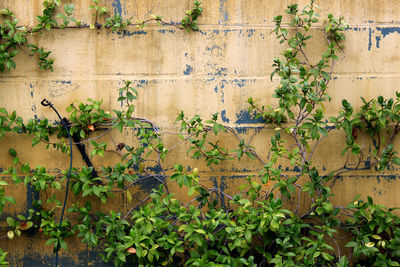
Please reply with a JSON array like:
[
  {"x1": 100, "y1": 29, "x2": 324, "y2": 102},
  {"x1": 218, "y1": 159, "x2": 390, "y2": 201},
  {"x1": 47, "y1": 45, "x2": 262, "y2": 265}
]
[{"x1": 41, "y1": 99, "x2": 73, "y2": 267}]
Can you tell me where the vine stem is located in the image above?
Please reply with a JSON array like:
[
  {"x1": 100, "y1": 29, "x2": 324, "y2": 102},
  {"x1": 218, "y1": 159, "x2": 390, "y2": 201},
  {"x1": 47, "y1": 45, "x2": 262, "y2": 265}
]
[
  {"x1": 23, "y1": 18, "x2": 190, "y2": 34},
  {"x1": 122, "y1": 194, "x2": 151, "y2": 220}
]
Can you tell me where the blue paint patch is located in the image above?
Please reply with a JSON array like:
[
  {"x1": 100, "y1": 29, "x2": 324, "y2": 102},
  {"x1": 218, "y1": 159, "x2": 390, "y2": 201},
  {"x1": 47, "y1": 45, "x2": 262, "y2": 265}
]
[
  {"x1": 206, "y1": 45, "x2": 222, "y2": 52},
  {"x1": 220, "y1": 176, "x2": 227, "y2": 193},
  {"x1": 348, "y1": 26, "x2": 367, "y2": 32},
  {"x1": 30, "y1": 91, "x2": 33, "y2": 98},
  {"x1": 119, "y1": 91, "x2": 124, "y2": 107},
  {"x1": 184, "y1": 53, "x2": 188, "y2": 57},
  {"x1": 325, "y1": 125, "x2": 335, "y2": 131},
  {"x1": 183, "y1": 65, "x2": 193, "y2": 75},
  {"x1": 368, "y1": 27, "x2": 400, "y2": 50},
  {"x1": 218, "y1": 0, "x2": 229, "y2": 24},
  {"x1": 158, "y1": 29, "x2": 174, "y2": 34},
  {"x1": 364, "y1": 158, "x2": 372, "y2": 170},
  {"x1": 112, "y1": 0, "x2": 122, "y2": 15},
  {"x1": 293, "y1": 166, "x2": 300, "y2": 172},
  {"x1": 233, "y1": 79, "x2": 246, "y2": 88},
  {"x1": 368, "y1": 27, "x2": 373, "y2": 51},
  {"x1": 117, "y1": 30, "x2": 147, "y2": 37},
  {"x1": 135, "y1": 171, "x2": 165, "y2": 192},
  {"x1": 221, "y1": 110, "x2": 229, "y2": 123},
  {"x1": 214, "y1": 86, "x2": 218, "y2": 93},
  {"x1": 345, "y1": 174, "x2": 398, "y2": 183},
  {"x1": 247, "y1": 29, "x2": 255, "y2": 37},
  {"x1": 375, "y1": 36, "x2": 381, "y2": 48},
  {"x1": 55, "y1": 80, "x2": 72, "y2": 84},
  {"x1": 215, "y1": 67, "x2": 228, "y2": 76},
  {"x1": 234, "y1": 127, "x2": 249, "y2": 134},
  {"x1": 376, "y1": 26, "x2": 400, "y2": 38},
  {"x1": 29, "y1": 83, "x2": 33, "y2": 88},
  {"x1": 26, "y1": 183, "x2": 39, "y2": 218},
  {"x1": 235, "y1": 110, "x2": 265, "y2": 124},
  {"x1": 198, "y1": 29, "x2": 208, "y2": 36}
]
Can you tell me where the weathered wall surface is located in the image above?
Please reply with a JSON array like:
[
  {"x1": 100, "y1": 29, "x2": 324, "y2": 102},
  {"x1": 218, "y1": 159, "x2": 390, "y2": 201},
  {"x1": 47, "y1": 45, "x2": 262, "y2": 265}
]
[{"x1": 0, "y1": 0, "x2": 400, "y2": 266}]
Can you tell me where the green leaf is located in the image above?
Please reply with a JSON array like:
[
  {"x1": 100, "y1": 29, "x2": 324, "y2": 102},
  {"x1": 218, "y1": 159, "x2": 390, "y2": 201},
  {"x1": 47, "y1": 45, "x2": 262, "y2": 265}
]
[
  {"x1": 6, "y1": 217, "x2": 15, "y2": 227},
  {"x1": 392, "y1": 156, "x2": 400, "y2": 166},
  {"x1": 244, "y1": 230, "x2": 252, "y2": 243},
  {"x1": 6, "y1": 60, "x2": 16, "y2": 70},
  {"x1": 188, "y1": 187, "x2": 196, "y2": 196},
  {"x1": 8, "y1": 148, "x2": 17, "y2": 157},
  {"x1": 322, "y1": 252, "x2": 334, "y2": 261}
]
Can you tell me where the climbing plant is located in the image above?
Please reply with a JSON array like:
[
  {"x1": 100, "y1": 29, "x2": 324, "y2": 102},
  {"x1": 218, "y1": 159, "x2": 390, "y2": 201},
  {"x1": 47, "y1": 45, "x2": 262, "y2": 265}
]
[
  {"x1": 0, "y1": 0, "x2": 202, "y2": 72},
  {"x1": 1, "y1": 0, "x2": 400, "y2": 266}
]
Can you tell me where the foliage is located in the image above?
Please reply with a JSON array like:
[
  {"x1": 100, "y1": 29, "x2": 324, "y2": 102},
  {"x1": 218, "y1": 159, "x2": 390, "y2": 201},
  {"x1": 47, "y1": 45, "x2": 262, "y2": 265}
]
[{"x1": 0, "y1": 1, "x2": 400, "y2": 267}]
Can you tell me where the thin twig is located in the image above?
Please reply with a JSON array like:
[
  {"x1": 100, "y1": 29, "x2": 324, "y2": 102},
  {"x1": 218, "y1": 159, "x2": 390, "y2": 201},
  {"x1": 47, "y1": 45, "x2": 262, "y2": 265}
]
[{"x1": 122, "y1": 194, "x2": 151, "y2": 220}]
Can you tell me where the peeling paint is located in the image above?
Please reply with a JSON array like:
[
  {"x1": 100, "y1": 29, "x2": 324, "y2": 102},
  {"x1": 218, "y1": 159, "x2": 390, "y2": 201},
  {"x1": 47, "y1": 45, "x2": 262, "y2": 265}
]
[
  {"x1": 218, "y1": 0, "x2": 229, "y2": 24},
  {"x1": 232, "y1": 79, "x2": 246, "y2": 88},
  {"x1": 247, "y1": 29, "x2": 255, "y2": 37},
  {"x1": 368, "y1": 27, "x2": 373, "y2": 51},
  {"x1": 368, "y1": 26, "x2": 400, "y2": 50},
  {"x1": 158, "y1": 29, "x2": 174, "y2": 34},
  {"x1": 235, "y1": 110, "x2": 264, "y2": 124},
  {"x1": 112, "y1": 0, "x2": 122, "y2": 15},
  {"x1": 183, "y1": 65, "x2": 193, "y2": 75},
  {"x1": 375, "y1": 36, "x2": 381, "y2": 48},
  {"x1": 221, "y1": 110, "x2": 229, "y2": 123},
  {"x1": 214, "y1": 67, "x2": 227, "y2": 76},
  {"x1": 48, "y1": 80, "x2": 78, "y2": 97},
  {"x1": 376, "y1": 26, "x2": 400, "y2": 38},
  {"x1": 117, "y1": 30, "x2": 147, "y2": 37},
  {"x1": 206, "y1": 45, "x2": 222, "y2": 52},
  {"x1": 55, "y1": 80, "x2": 71, "y2": 84}
]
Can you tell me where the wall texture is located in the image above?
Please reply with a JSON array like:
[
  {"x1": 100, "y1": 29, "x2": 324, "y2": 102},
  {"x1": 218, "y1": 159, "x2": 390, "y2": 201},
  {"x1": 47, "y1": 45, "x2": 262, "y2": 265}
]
[{"x1": 0, "y1": 0, "x2": 400, "y2": 266}]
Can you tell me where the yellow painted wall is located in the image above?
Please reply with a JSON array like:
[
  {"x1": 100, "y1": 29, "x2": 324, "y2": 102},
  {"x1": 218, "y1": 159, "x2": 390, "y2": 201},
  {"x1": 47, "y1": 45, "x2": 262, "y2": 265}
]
[{"x1": 1, "y1": 0, "x2": 400, "y2": 265}]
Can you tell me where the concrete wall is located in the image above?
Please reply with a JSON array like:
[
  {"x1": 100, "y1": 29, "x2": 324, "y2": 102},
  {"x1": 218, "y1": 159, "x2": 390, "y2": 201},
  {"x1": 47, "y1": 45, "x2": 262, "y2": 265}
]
[{"x1": 1, "y1": 0, "x2": 400, "y2": 265}]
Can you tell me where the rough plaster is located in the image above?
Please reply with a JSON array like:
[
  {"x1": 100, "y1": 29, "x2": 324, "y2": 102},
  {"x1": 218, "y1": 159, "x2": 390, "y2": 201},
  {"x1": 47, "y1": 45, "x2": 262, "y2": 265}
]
[{"x1": 1, "y1": 0, "x2": 400, "y2": 265}]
